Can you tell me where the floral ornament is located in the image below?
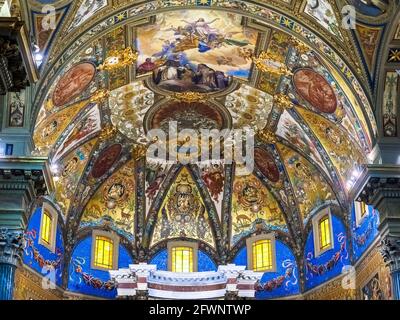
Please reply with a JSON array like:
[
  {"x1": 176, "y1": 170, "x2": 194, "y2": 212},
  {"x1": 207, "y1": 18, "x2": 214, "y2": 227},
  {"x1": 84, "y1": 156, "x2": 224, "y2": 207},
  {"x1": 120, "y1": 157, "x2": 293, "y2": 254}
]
[
  {"x1": 306, "y1": 233, "x2": 348, "y2": 277},
  {"x1": 24, "y1": 229, "x2": 63, "y2": 269},
  {"x1": 71, "y1": 257, "x2": 116, "y2": 291},
  {"x1": 353, "y1": 210, "x2": 379, "y2": 247},
  {"x1": 255, "y1": 259, "x2": 298, "y2": 292}
]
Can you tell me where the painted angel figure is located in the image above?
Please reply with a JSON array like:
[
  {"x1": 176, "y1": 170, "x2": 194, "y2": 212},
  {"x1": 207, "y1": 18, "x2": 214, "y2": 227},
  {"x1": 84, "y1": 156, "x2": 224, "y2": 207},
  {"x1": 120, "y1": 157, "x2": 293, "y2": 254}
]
[{"x1": 181, "y1": 18, "x2": 220, "y2": 42}]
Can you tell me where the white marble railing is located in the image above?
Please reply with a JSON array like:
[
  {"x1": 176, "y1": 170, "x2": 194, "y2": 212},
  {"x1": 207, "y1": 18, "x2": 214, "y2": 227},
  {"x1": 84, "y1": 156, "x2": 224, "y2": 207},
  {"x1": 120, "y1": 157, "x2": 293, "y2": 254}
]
[{"x1": 110, "y1": 264, "x2": 263, "y2": 300}]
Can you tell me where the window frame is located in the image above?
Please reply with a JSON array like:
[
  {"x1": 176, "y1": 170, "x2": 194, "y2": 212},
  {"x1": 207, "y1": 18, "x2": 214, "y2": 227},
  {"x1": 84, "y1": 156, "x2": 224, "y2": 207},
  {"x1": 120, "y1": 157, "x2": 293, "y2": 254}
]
[
  {"x1": 167, "y1": 241, "x2": 198, "y2": 273},
  {"x1": 312, "y1": 207, "x2": 334, "y2": 257},
  {"x1": 355, "y1": 201, "x2": 369, "y2": 227},
  {"x1": 38, "y1": 203, "x2": 58, "y2": 253},
  {"x1": 246, "y1": 233, "x2": 277, "y2": 273},
  {"x1": 91, "y1": 230, "x2": 119, "y2": 271}
]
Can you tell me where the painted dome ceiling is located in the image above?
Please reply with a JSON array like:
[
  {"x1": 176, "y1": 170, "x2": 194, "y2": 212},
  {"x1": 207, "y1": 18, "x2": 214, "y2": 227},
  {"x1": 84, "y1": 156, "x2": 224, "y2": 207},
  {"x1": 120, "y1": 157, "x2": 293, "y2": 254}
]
[{"x1": 30, "y1": 1, "x2": 379, "y2": 258}]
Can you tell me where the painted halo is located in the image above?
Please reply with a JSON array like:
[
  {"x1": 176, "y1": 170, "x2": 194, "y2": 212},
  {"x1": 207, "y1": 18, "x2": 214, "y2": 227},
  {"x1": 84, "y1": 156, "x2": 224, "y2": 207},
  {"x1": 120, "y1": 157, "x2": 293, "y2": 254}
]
[
  {"x1": 52, "y1": 62, "x2": 96, "y2": 107},
  {"x1": 254, "y1": 148, "x2": 280, "y2": 183},
  {"x1": 91, "y1": 144, "x2": 122, "y2": 179},
  {"x1": 293, "y1": 69, "x2": 338, "y2": 114}
]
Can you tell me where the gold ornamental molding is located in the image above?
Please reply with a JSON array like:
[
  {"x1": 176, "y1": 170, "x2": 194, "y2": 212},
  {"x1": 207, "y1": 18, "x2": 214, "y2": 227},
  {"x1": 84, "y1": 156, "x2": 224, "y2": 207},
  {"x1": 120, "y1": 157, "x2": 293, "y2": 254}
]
[
  {"x1": 274, "y1": 93, "x2": 294, "y2": 110},
  {"x1": 252, "y1": 51, "x2": 293, "y2": 76},
  {"x1": 99, "y1": 125, "x2": 117, "y2": 140},
  {"x1": 90, "y1": 89, "x2": 110, "y2": 103},
  {"x1": 98, "y1": 47, "x2": 138, "y2": 71},
  {"x1": 173, "y1": 91, "x2": 209, "y2": 104},
  {"x1": 257, "y1": 129, "x2": 277, "y2": 144}
]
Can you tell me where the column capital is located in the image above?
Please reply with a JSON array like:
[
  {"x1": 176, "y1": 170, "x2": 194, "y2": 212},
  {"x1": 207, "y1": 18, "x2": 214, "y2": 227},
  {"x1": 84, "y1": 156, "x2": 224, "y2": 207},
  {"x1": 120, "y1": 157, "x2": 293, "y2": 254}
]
[
  {"x1": 0, "y1": 228, "x2": 24, "y2": 267},
  {"x1": 380, "y1": 236, "x2": 400, "y2": 274},
  {"x1": 353, "y1": 165, "x2": 400, "y2": 206}
]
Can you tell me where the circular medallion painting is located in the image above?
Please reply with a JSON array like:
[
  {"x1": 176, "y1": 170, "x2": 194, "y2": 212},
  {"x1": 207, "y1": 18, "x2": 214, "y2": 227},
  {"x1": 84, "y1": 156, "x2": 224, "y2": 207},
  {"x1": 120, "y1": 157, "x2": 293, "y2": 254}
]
[
  {"x1": 293, "y1": 69, "x2": 337, "y2": 114},
  {"x1": 254, "y1": 148, "x2": 280, "y2": 183},
  {"x1": 91, "y1": 144, "x2": 122, "y2": 179},
  {"x1": 52, "y1": 62, "x2": 96, "y2": 107}
]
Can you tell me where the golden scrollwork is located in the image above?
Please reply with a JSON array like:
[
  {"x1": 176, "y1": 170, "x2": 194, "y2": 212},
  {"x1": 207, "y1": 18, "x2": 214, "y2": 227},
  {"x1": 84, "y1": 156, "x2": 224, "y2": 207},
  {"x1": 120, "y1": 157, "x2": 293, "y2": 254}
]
[
  {"x1": 289, "y1": 38, "x2": 310, "y2": 55},
  {"x1": 99, "y1": 125, "x2": 117, "y2": 140},
  {"x1": 132, "y1": 144, "x2": 147, "y2": 160},
  {"x1": 173, "y1": 91, "x2": 209, "y2": 103},
  {"x1": 252, "y1": 51, "x2": 293, "y2": 76},
  {"x1": 98, "y1": 47, "x2": 138, "y2": 71},
  {"x1": 257, "y1": 129, "x2": 277, "y2": 144},
  {"x1": 274, "y1": 93, "x2": 294, "y2": 110},
  {"x1": 90, "y1": 89, "x2": 110, "y2": 103}
]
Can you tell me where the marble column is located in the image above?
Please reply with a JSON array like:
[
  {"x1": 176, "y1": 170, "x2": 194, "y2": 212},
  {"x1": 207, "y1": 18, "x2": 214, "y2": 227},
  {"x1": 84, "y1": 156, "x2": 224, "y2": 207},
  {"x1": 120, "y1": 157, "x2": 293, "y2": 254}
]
[
  {"x1": 354, "y1": 165, "x2": 400, "y2": 300},
  {"x1": 0, "y1": 228, "x2": 24, "y2": 300}
]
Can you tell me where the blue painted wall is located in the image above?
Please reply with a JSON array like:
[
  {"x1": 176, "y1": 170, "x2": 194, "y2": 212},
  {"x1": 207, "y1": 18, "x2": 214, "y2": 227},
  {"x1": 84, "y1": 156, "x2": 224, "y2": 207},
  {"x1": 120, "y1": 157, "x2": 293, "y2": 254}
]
[
  {"x1": 23, "y1": 207, "x2": 64, "y2": 287},
  {"x1": 233, "y1": 240, "x2": 300, "y2": 299},
  {"x1": 351, "y1": 204, "x2": 379, "y2": 261},
  {"x1": 304, "y1": 214, "x2": 350, "y2": 291},
  {"x1": 68, "y1": 236, "x2": 133, "y2": 299},
  {"x1": 150, "y1": 249, "x2": 217, "y2": 272}
]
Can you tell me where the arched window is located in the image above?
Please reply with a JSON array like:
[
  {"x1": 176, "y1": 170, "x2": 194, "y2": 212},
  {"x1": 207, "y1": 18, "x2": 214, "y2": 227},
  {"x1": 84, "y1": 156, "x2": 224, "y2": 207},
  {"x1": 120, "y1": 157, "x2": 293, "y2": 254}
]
[
  {"x1": 168, "y1": 241, "x2": 198, "y2": 273},
  {"x1": 40, "y1": 210, "x2": 52, "y2": 245},
  {"x1": 318, "y1": 215, "x2": 331, "y2": 251},
  {"x1": 39, "y1": 203, "x2": 58, "y2": 252},
  {"x1": 312, "y1": 208, "x2": 334, "y2": 256},
  {"x1": 355, "y1": 201, "x2": 369, "y2": 226},
  {"x1": 246, "y1": 234, "x2": 276, "y2": 272},
  {"x1": 91, "y1": 231, "x2": 119, "y2": 271}
]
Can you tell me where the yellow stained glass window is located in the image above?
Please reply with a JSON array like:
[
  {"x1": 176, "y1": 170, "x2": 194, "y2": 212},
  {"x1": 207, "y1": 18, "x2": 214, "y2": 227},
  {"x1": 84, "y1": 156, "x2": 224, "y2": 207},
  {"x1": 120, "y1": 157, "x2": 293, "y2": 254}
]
[
  {"x1": 319, "y1": 215, "x2": 332, "y2": 251},
  {"x1": 361, "y1": 202, "x2": 367, "y2": 218},
  {"x1": 94, "y1": 236, "x2": 114, "y2": 269},
  {"x1": 41, "y1": 210, "x2": 52, "y2": 245},
  {"x1": 171, "y1": 247, "x2": 193, "y2": 272},
  {"x1": 252, "y1": 240, "x2": 273, "y2": 272}
]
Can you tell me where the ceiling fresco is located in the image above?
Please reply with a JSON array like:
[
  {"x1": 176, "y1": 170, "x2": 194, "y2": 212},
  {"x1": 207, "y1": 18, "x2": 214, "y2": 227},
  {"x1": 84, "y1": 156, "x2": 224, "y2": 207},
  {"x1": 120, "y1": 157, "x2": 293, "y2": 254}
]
[{"x1": 27, "y1": 2, "x2": 385, "y2": 273}]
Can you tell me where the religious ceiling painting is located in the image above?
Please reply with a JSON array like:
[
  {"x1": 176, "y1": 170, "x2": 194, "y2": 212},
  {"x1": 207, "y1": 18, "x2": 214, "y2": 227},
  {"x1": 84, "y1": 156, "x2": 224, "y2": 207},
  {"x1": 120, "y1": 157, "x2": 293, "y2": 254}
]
[
  {"x1": 276, "y1": 109, "x2": 331, "y2": 180},
  {"x1": 355, "y1": 24, "x2": 382, "y2": 70},
  {"x1": 67, "y1": 0, "x2": 108, "y2": 33},
  {"x1": 34, "y1": 37, "x2": 105, "y2": 129},
  {"x1": 231, "y1": 174, "x2": 286, "y2": 246},
  {"x1": 287, "y1": 54, "x2": 371, "y2": 153},
  {"x1": 293, "y1": 69, "x2": 338, "y2": 114},
  {"x1": 303, "y1": 0, "x2": 343, "y2": 40},
  {"x1": 52, "y1": 104, "x2": 102, "y2": 162},
  {"x1": 135, "y1": 10, "x2": 258, "y2": 93},
  {"x1": 145, "y1": 160, "x2": 172, "y2": 215},
  {"x1": 54, "y1": 138, "x2": 98, "y2": 217},
  {"x1": 277, "y1": 143, "x2": 336, "y2": 223},
  {"x1": 151, "y1": 167, "x2": 215, "y2": 248},
  {"x1": 109, "y1": 82, "x2": 154, "y2": 143},
  {"x1": 33, "y1": 100, "x2": 89, "y2": 155},
  {"x1": 382, "y1": 71, "x2": 399, "y2": 137},
  {"x1": 225, "y1": 84, "x2": 273, "y2": 131},
  {"x1": 80, "y1": 160, "x2": 135, "y2": 239},
  {"x1": 89, "y1": 143, "x2": 123, "y2": 180},
  {"x1": 254, "y1": 148, "x2": 281, "y2": 184},
  {"x1": 22, "y1": 0, "x2": 390, "y2": 300},
  {"x1": 52, "y1": 62, "x2": 97, "y2": 107},
  {"x1": 297, "y1": 107, "x2": 365, "y2": 191},
  {"x1": 198, "y1": 161, "x2": 225, "y2": 219}
]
